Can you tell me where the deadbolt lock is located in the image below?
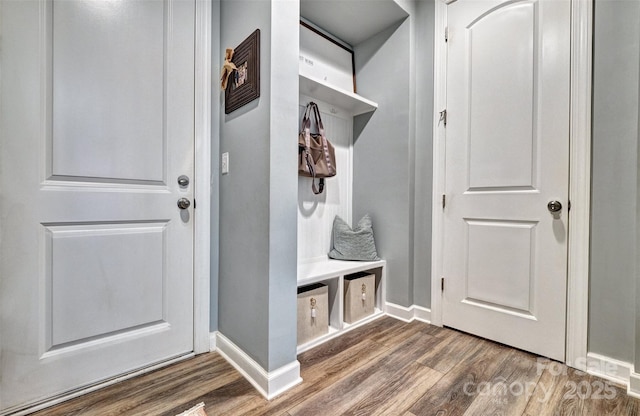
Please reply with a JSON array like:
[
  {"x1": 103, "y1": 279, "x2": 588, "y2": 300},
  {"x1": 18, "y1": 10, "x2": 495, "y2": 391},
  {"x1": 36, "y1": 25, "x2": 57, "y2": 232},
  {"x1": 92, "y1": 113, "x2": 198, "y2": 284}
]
[{"x1": 178, "y1": 175, "x2": 189, "y2": 187}]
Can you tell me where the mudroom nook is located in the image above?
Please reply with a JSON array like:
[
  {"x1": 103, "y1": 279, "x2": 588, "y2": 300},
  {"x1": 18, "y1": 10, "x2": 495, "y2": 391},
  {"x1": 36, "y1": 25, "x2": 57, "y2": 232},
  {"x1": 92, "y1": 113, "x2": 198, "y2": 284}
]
[{"x1": 3, "y1": 0, "x2": 640, "y2": 414}]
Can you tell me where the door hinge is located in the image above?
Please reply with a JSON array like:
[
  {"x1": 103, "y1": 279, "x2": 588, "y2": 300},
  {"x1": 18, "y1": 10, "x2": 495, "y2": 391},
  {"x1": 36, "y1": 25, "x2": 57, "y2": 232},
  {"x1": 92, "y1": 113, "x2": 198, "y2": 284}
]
[
  {"x1": 441, "y1": 277, "x2": 445, "y2": 291},
  {"x1": 442, "y1": 194, "x2": 446, "y2": 209},
  {"x1": 438, "y1": 109, "x2": 447, "y2": 127},
  {"x1": 445, "y1": 27, "x2": 448, "y2": 42},
  {"x1": 568, "y1": 200, "x2": 571, "y2": 211},
  {"x1": 193, "y1": 199, "x2": 196, "y2": 209}
]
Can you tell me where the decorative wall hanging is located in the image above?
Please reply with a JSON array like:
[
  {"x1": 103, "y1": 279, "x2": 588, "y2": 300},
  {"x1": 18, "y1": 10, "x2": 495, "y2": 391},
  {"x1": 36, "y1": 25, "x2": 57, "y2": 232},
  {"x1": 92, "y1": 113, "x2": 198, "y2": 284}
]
[{"x1": 224, "y1": 29, "x2": 260, "y2": 114}]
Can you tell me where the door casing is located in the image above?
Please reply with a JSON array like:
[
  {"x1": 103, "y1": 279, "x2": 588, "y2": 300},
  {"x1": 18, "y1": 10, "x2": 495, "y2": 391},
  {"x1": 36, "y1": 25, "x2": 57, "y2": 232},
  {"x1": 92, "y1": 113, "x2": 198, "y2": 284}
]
[
  {"x1": 193, "y1": 0, "x2": 213, "y2": 357},
  {"x1": 430, "y1": 0, "x2": 592, "y2": 369}
]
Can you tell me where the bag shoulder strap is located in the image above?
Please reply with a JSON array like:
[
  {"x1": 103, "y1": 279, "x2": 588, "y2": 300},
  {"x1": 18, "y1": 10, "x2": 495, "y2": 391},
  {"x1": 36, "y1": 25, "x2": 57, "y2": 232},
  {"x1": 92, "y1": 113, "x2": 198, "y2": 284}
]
[
  {"x1": 309, "y1": 102, "x2": 325, "y2": 134},
  {"x1": 300, "y1": 102, "x2": 314, "y2": 149},
  {"x1": 302, "y1": 102, "x2": 316, "y2": 129},
  {"x1": 304, "y1": 151, "x2": 324, "y2": 194}
]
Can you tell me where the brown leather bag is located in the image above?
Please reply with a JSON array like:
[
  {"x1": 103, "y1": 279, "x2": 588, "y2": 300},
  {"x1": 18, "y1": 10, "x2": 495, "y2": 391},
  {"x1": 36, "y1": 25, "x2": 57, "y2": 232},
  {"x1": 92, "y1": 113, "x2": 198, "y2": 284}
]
[{"x1": 298, "y1": 102, "x2": 336, "y2": 194}]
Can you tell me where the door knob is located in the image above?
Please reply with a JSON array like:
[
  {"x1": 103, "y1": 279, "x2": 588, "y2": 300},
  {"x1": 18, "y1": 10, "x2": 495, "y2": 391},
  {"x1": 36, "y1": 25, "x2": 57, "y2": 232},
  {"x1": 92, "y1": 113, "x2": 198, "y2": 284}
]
[
  {"x1": 177, "y1": 198, "x2": 191, "y2": 210},
  {"x1": 547, "y1": 200, "x2": 562, "y2": 213}
]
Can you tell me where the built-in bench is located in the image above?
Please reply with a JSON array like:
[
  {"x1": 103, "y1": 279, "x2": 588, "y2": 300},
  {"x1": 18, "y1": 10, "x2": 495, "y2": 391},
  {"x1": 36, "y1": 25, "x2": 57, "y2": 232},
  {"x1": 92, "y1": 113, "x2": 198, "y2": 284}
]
[{"x1": 296, "y1": 258, "x2": 386, "y2": 354}]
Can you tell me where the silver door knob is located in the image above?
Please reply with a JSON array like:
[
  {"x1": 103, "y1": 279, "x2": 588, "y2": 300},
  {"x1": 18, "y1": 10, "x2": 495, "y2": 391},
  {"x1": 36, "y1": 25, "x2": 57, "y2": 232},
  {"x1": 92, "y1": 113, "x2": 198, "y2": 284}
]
[
  {"x1": 547, "y1": 200, "x2": 562, "y2": 213},
  {"x1": 178, "y1": 175, "x2": 189, "y2": 187},
  {"x1": 177, "y1": 198, "x2": 191, "y2": 210}
]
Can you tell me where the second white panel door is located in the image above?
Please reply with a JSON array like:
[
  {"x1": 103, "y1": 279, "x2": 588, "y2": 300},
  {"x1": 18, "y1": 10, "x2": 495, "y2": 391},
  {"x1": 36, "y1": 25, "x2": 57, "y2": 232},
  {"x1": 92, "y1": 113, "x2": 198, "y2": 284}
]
[{"x1": 443, "y1": 0, "x2": 570, "y2": 361}]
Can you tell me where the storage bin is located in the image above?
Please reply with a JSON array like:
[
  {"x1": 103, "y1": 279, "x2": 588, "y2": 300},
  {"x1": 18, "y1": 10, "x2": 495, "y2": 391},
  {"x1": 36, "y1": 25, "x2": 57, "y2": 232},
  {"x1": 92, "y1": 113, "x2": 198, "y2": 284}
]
[
  {"x1": 344, "y1": 272, "x2": 375, "y2": 323},
  {"x1": 297, "y1": 283, "x2": 329, "y2": 345},
  {"x1": 299, "y1": 22, "x2": 354, "y2": 92}
]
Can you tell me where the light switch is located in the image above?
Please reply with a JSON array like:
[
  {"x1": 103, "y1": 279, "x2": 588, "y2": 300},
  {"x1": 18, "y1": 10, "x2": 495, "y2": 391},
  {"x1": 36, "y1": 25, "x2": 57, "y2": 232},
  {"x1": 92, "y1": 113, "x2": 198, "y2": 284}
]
[{"x1": 221, "y1": 152, "x2": 229, "y2": 174}]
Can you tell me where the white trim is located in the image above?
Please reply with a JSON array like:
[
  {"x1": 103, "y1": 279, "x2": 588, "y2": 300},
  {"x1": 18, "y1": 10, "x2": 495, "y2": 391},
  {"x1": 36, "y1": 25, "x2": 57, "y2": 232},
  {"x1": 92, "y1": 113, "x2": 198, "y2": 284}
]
[
  {"x1": 385, "y1": 303, "x2": 415, "y2": 322},
  {"x1": 215, "y1": 333, "x2": 302, "y2": 400},
  {"x1": 565, "y1": 0, "x2": 592, "y2": 371},
  {"x1": 586, "y1": 353, "x2": 640, "y2": 398},
  {"x1": 429, "y1": 0, "x2": 592, "y2": 365},
  {"x1": 429, "y1": 0, "x2": 448, "y2": 328},
  {"x1": 385, "y1": 303, "x2": 432, "y2": 324},
  {"x1": 629, "y1": 373, "x2": 640, "y2": 399},
  {"x1": 209, "y1": 332, "x2": 217, "y2": 352},
  {"x1": 586, "y1": 352, "x2": 632, "y2": 387},
  {"x1": 193, "y1": 0, "x2": 212, "y2": 355},
  {"x1": 414, "y1": 305, "x2": 432, "y2": 323}
]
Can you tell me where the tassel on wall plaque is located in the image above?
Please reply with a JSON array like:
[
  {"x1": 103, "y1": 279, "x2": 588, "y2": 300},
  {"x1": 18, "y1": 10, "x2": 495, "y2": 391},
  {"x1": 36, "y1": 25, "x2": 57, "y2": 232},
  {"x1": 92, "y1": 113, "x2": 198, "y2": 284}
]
[{"x1": 224, "y1": 29, "x2": 260, "y2": 114}]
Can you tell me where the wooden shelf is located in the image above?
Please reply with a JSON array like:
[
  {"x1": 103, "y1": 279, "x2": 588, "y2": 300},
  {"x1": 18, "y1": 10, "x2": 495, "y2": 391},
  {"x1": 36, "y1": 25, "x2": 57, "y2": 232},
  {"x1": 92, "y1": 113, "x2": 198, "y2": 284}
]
[{"x1": 299, "y1": 73, "x2": 378, "y2": 116}]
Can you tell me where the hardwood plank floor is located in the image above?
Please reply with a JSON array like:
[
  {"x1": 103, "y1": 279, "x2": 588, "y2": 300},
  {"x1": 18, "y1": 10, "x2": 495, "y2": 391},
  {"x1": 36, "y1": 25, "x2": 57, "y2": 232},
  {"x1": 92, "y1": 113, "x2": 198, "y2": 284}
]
[{"x1": 34, "y1": 317, "x2": 640, "y2": 416}]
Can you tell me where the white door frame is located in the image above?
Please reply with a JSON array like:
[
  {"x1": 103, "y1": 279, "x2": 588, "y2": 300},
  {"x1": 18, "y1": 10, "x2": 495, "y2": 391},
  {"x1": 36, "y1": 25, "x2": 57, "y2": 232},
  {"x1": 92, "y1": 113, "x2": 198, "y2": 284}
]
[
  {"x1": 430, "y1": 0, "x2": 592, "y2": 369},
  {"x1": 193, "y1": 0, "x2": 212, "y2": 355}
]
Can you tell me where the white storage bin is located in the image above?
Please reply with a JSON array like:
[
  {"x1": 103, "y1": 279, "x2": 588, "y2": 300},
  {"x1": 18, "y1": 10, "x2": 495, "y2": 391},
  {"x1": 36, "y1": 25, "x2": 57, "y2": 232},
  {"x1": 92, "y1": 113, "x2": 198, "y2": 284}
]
[{"x1": 299, "y1": 22, "x2": 354, "y2": 93}]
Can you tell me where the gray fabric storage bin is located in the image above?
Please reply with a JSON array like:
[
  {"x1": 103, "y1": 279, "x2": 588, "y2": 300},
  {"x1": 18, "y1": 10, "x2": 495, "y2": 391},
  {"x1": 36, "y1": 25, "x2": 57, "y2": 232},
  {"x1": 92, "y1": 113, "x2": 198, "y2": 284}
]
[{"x1": 297, "y1": 283, "x2": 329, "y2": 345}]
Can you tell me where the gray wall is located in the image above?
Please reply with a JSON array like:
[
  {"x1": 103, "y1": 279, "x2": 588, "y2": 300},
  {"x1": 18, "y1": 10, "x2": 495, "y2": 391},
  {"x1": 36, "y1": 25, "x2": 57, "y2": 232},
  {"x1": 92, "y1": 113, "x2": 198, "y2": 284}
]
[
  {"x1": 353, "y1": 18, "x2": 414, "y2": 307},
  {"x1": 352, "y1": 0, "x2": 434, "y2": 309},
  {"x1": 590, "y1": 0, "x2": 640, "y2": 363},
  {"x1": 413, "y1": 0, "x2": 434, "y2": 308},
  {"x1": 219, "y1": 0, "x2": 271, "y2": 368},
  {"x1": 218, "y1": 0, "x2": 298, "y2": 372}
]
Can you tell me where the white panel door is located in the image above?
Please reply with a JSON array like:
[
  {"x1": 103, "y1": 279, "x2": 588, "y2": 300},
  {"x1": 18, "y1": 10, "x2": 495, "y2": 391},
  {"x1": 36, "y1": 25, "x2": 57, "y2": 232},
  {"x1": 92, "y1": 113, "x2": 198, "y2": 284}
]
[
  {"x1": 443, "y1": 0, "x2": 570, "y2": 361},
  {"x1": 0, "y1": 1, "x2": 195, "y2": 412}
]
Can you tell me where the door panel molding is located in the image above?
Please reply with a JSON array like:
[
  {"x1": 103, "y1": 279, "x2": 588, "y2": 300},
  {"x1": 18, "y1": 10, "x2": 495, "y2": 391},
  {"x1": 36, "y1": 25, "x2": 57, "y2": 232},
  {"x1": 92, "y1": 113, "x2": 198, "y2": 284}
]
[{"x1": 430, "y1": 0, "x2": 592, "y2": 368}]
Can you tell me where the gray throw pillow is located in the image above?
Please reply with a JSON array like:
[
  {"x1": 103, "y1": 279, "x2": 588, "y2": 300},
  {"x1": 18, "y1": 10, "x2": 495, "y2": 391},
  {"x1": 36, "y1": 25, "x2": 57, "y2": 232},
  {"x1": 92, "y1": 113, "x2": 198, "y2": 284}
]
[{"x1": 328, "y1": 214, "x2": 380, "y2": 261}]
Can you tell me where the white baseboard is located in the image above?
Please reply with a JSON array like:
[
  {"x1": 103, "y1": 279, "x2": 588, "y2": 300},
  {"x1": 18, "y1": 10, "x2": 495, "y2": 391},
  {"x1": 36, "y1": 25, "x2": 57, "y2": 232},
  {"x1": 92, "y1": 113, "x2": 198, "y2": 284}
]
[
  {"x1": 586, "y1": 352, "x2": 640, "y2": 398},
  {"x1": 209, "y1": 332, "x2": 217, "y2": 351},
  {"x1": 413, "y1": 305, "x2": 432, "y2": 323},
  {"x1": 385, "y1": 302, "x2": 414, "y2": 322},
  {"x1": 214, "y1": 332, "x2": 302, "y2": 400},
  {"x1": 629, "y1": 372, "x2": 640, "y2": 399},
  {"x1": 385, "y1": 302, "x2": 431, "y2": 324},
  {"x1": 586, "y1": 352, "x2": 632, "y2": 386}
]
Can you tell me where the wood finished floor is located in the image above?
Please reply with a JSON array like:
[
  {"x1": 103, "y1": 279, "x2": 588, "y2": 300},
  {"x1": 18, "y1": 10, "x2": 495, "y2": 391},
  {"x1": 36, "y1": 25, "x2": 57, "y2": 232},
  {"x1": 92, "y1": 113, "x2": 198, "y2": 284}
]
[{"x1": 35, "y1": 316, "x2": 640, "y2": 416}]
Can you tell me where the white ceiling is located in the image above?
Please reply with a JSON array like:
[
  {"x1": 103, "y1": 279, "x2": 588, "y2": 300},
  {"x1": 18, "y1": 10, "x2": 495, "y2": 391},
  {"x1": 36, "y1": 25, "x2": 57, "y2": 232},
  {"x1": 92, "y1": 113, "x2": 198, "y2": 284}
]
[{"x1": 300, "y1": 0, "x2": 409, "y2": 46}]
